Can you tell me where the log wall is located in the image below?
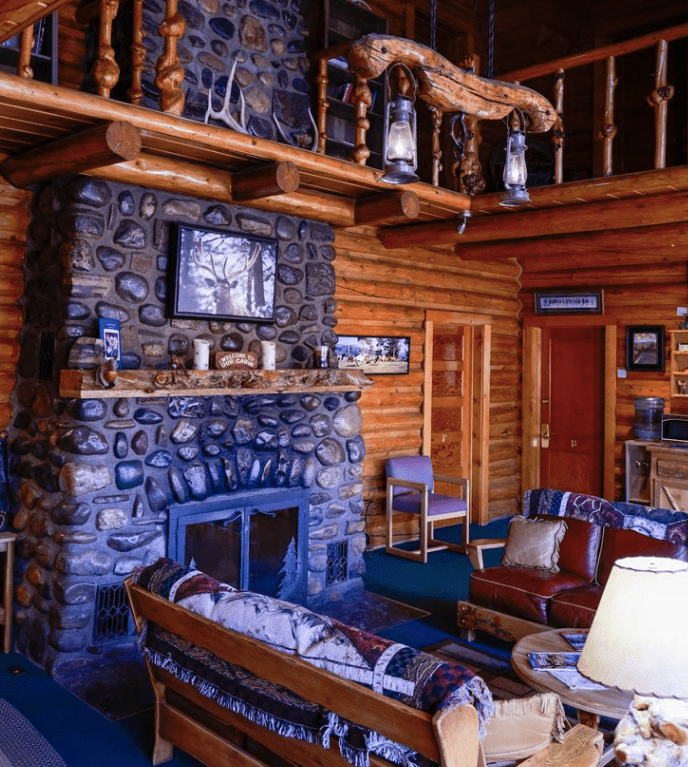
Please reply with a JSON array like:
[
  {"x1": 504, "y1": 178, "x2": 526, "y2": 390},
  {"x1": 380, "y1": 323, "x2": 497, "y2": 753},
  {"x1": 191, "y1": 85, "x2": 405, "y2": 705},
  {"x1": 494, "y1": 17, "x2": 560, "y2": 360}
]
[
  {"x1": 518, "y1": 230, "x2": 688, "y2": 501},
  {"x1": 334, "y1": 227, "x2": 524, "y2": 546},
  {"x1": 0, "y1": 175, "x2": 31, "y2": 429}
]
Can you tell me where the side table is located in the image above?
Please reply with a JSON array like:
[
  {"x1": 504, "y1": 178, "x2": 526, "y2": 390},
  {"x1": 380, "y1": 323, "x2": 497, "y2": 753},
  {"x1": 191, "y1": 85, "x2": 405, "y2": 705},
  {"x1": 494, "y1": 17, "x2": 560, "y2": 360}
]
[{"x1": 0, "y1": 531, "x2": 16, "y2": 653}]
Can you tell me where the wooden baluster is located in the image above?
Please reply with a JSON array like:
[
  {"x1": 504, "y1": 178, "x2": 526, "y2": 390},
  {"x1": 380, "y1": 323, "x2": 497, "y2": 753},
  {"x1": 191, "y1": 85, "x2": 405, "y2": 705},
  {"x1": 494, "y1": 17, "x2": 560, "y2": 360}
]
[
  {"x1": 315, "y1": 57, "x2": 329, "y2": 155},
  {"x1": 648, "y1": 39, "x2": 674, "y2": 170},
  {"x1": 458, "y1": 114, "x2": 484, "y2": 196},
  {"x1": 156, "y1": 0, "x2": 187, "y2": 116},
  {"x1": 430, "y1": 105, "x2": 443, "y2": 187},
  {"x1": 93, "y1": 0, "x2": 121, "y2": 98},
  {"x1": 552, "y1": 69, "x2": 565, "y2": 184},
  {"x1": 350, "y1": 73, "x2": 372, "y2": 165},
  {"x1": 598, "y1": 56, "x2": 618, "y2": 177},
  {"x1": 128, "y1": 0, "x2": 145, "y2": 105},
  {"x1": 17, "y1": 26, "x2": 34, "y2": 79}
]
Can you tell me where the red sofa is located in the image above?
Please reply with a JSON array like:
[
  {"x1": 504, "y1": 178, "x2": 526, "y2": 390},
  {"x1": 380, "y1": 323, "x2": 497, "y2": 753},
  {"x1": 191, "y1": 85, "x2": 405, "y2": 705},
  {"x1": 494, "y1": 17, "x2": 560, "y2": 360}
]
[{"x1": 457, "y1": 489, "x2": 688, "y2": 642}]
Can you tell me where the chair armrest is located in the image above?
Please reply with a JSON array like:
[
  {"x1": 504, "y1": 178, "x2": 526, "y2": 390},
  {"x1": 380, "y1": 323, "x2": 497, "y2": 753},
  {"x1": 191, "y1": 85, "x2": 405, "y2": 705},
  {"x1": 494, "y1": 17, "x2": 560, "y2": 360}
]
[
  {"x1": 387, "y1": 477, "x2": 428, "y2": 493},
  {"x1": 433, "y1": 474, "x2": 469, "y2": 490},
  {"x1": 466, "y1": 538, "x2": 506, "y2": 570}
]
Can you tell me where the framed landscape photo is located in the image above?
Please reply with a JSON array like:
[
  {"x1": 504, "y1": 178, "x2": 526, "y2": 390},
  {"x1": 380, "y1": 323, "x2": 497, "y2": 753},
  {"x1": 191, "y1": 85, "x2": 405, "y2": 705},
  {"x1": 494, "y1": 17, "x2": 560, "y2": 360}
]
[
  {"x1": 335, "y1": 335, "x2": 410, "y2": 375},
  {"x1": 626, "y1": 325, "x2": 665, "y2": 372},
  {"x1": 168, "y1": 224, "x2": 277, "y2": 322}
]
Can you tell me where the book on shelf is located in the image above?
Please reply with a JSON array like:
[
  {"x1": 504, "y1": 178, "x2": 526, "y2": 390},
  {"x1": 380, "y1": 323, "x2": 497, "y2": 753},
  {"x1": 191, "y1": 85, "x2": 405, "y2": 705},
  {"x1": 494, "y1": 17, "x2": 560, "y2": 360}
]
[{"x1": 528, "y1": 651, "x2": 580, "y2": 671}]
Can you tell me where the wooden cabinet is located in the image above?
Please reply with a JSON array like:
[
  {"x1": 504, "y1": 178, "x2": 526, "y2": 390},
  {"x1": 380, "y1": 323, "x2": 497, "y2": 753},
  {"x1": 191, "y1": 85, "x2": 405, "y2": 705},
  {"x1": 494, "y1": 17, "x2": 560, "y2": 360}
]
[
  {"x1": 669, "y1": 329, "x2": 688, "y2": 397},
  {"x1": 317, "y1": 0, "x2": 387, "y2": 167},
  {"x1": 625, "y1": 439, "x2": 652, "y2": 504},
  {"x1": 647, "y1": 443, "x2": 688, "y2": 511}
]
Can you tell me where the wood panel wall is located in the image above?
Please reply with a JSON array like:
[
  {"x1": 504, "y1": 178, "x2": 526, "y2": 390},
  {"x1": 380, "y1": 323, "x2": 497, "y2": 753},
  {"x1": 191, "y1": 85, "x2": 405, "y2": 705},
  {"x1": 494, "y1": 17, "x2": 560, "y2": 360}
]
[
  {"x1": 334, "y1": 227, "x2": 524, "y2": 546},
  {"x1": 518, "y1": 230, "x2": 688, "y2": 501},
  {"x1": 0, "y1": 174, "x2": 31, "y2": 429}
]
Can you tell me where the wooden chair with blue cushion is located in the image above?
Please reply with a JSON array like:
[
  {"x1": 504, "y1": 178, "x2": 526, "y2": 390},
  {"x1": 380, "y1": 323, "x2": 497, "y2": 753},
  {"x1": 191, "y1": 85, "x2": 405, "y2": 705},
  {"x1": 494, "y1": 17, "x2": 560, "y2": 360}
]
[{"x1": 385, "y1": 455, "x2": 470, "y2": 563}]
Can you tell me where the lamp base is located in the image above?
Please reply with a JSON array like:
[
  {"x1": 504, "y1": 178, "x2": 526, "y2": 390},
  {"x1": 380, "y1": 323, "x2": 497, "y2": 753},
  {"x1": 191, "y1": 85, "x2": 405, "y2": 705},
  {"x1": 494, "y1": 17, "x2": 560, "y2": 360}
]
[{"x1": 615, "y1": 695, "x2": 688, "y2": 767}]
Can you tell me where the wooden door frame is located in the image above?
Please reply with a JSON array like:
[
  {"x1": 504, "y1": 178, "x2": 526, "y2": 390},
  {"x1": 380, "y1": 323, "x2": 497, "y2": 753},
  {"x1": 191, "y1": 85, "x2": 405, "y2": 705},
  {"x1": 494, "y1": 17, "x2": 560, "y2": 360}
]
[
  {"x1": 522, "y1": 315, "x2": 617, "y2": 500},
  {"x1": 424, "y1": 310, "x2": 491, "y2": 524}
]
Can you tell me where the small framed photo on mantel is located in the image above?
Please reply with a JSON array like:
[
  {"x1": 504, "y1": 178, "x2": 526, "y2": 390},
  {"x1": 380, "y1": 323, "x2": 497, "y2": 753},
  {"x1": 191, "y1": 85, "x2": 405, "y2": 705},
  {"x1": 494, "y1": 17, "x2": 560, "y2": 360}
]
[{"x1": 98, "y1": 318, "x2": 121, "y2": 362}]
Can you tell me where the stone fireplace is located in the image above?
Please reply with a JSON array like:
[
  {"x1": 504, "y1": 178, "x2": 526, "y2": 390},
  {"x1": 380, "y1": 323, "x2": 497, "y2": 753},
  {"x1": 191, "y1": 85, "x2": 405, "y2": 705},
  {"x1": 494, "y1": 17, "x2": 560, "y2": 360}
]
[{"x1": 8, "y1": 175, "x2": 368, "y2": 674}]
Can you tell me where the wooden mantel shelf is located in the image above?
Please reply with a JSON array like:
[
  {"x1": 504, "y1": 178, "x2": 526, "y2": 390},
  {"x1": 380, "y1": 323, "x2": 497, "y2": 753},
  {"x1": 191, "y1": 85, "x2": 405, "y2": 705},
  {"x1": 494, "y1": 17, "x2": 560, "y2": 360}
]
[{"x1": 60, "y1": 367, "x2": 374, "y2": 399}]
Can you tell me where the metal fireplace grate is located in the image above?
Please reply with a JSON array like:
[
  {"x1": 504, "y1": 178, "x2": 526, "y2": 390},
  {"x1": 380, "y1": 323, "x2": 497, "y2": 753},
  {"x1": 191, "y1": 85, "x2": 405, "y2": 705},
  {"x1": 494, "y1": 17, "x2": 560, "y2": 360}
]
[
  {"x1": 93, "y1": 583, "x2": 130, "y2": 643},
  {"x1": 326, "y1": 540, "x2": 348, "y2": 586}
]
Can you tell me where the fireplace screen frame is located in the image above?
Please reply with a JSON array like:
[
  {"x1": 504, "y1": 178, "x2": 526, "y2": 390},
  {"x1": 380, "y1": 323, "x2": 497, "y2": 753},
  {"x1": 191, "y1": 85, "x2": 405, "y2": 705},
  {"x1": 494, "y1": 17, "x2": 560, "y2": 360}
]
[{"x1": 167, "y1": 487, "x2": 310, "y2": 605}]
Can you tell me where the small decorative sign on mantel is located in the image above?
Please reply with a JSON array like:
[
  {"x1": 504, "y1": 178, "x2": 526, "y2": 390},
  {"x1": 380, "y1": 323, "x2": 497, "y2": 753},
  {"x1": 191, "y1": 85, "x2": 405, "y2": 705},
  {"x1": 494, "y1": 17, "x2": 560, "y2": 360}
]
[
  {"x1": 534, "y1": 290, "x2": 604, "y2": 315},
  {"x1": 215, "y1": 351, "x2": 258, "y2": 370}
]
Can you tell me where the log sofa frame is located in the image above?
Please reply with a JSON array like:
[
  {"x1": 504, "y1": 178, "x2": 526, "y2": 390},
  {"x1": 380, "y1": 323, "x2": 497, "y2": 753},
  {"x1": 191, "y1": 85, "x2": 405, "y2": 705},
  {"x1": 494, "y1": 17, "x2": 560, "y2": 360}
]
[{"x1": 125, "y1": 578, "x2": 485, "y2": 767}]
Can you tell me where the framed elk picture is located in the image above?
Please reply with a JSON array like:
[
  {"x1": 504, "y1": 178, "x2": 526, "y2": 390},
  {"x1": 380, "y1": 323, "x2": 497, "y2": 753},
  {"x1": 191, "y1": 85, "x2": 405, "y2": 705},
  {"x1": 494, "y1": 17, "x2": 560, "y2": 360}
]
[{"x1": 168, "y1": 224, "x2": 277, "y2": 322}]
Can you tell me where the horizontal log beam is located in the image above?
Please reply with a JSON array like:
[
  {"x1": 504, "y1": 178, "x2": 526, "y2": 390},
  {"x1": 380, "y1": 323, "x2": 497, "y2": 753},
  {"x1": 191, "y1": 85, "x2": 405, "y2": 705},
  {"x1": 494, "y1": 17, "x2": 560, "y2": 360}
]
[
  {"x1": 381, "y1": 189, "x2": 688, "y2": 249},
  {"x1": 230, "y1": 161, "x2": 300, "y2": 201},
  {"x1": 355, "y1": 191, "x2": 420, "y2": 226},
  {"x1": 0, "y1": 121, "x2": 142, "y2": 188}
]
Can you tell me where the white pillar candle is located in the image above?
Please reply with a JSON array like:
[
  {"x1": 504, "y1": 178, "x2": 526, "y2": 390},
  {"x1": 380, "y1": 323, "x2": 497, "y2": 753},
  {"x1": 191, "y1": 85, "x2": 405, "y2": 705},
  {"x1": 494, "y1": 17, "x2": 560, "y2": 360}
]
[
  {"x1": 193, "y1": 338, "x2": 210, "y2": 370},
  {"x1": 261, "y1": 341, "x2": 276, "y2": 370}
]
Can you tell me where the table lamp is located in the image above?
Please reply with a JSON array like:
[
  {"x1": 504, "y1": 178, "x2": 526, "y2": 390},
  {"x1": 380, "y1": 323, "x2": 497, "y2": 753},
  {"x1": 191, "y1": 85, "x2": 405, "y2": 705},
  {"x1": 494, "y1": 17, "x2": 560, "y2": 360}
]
[{"x1": 577, "y1": 556, "x2": 688, "y2": 767}]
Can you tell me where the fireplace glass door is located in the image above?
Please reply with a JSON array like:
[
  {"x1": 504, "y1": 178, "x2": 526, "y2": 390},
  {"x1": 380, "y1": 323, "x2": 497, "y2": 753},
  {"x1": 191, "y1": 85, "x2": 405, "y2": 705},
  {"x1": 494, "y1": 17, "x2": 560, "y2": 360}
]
[{"x1": 168, "y1": 488, "x2": 309, "y2": 604}]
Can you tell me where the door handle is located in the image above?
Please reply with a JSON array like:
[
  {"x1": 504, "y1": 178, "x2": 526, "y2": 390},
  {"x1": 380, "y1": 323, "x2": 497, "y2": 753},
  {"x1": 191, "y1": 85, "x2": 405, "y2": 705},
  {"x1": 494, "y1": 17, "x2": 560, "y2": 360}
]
[
  {"x1": 541, "y1": 423, "x2": 550, "y2": 449},
  {"x1": 571, "y1": 439, "x2": 577, "y2": 448}
]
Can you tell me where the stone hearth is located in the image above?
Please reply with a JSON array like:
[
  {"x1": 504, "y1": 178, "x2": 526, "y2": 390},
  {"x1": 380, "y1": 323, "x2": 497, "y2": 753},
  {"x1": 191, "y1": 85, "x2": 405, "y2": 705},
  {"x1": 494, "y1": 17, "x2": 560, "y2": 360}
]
[{"x1": 8, "y1": 175, "x2": 367, "y2": 674}]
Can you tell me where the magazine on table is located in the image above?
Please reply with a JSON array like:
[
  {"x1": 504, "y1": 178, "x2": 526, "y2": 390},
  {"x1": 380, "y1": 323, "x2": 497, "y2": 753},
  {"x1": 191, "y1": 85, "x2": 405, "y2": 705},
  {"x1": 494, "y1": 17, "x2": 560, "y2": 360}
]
[
  {"x1": 561, "y1": 630, "x2": 588, "y2": 651},
  {"x1": 528, "y1": 651, "x2": 580, "y2": 670},
  {"x1": 546, "y1": 668, "x2": 608, "y2": 690}
]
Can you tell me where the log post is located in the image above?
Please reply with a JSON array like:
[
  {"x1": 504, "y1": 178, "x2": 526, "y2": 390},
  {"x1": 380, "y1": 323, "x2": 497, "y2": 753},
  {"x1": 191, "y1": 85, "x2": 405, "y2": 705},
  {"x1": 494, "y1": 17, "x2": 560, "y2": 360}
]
[
  {"x1": 354, "y1": 190, "x2": 420, "y2": 225},
  {"x1": 128, "y1": 0, "x2": 145, "y2": 105},
  {"x1": 458, "y1": 114, "x2": 484, "y2": 196},
  {"x1": 597, "y1": 56, "x2": 618, "y2": 177},
  {"x1": 17, "y1": 26, "x2": 34, "y2": 79},
  {"x1": 350, "y1": 73, "x2": 372, "y2": 165},
  {"x1": 0, "y1": 121, "x2": 142, "y2": 188},
  {"x1": 93, "y1": 0, "x2": 121, "y2": 98},
  {"x1": 156, "y1": 0, "x2": 186, "y2": 115},
  {"x1": 315, "y1": 56, "x2": 329, "y2": 155},
  {"x1": 649, "y1": 39, "x2": 674, "y2": 170},
  {"x1": 552, "y1": 69, "x2": 565, "y2": 184}
]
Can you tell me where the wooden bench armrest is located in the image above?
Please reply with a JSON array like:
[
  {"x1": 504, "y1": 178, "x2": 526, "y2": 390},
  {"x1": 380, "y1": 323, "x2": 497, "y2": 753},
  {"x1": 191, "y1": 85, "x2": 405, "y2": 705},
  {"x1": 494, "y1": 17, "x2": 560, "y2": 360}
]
[{"x1": 466, "y1": 538, "x2": 506, "y2": 570}]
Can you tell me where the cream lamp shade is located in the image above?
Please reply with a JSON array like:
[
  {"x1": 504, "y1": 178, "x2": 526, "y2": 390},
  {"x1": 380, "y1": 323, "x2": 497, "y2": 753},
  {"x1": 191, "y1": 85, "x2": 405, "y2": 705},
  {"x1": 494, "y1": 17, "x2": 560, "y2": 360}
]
[{"x1": 577, "y1": 556, "x2": 688, "y2": 698}]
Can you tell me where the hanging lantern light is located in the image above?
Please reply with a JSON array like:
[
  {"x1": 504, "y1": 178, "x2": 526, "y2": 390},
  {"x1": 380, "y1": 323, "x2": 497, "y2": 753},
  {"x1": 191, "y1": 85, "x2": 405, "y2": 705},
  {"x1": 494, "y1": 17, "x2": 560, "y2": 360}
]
[
  {"x1": 382, "y1": 66, "x2": 419, "y2": 184},
  {"x1": 500, "y1": 121, "x2": 530, "y2": 207}
]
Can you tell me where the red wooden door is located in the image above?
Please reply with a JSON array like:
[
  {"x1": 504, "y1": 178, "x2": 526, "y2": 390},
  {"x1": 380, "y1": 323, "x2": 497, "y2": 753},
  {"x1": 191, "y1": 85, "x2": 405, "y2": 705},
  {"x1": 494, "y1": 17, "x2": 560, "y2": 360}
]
[{"x1": 540, "y1": 327, "x2": 604, "y2": 495}]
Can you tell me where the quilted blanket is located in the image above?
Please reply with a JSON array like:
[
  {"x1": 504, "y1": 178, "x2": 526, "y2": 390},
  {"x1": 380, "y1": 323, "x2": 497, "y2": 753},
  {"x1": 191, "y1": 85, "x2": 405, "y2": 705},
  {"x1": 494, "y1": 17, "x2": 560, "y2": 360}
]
[
  {"x1": 134, "y1": 558, "x2": 494, "y2": 767},
  {"x1": 523, "y1": 488, "x2": 688, "y2": 545}
]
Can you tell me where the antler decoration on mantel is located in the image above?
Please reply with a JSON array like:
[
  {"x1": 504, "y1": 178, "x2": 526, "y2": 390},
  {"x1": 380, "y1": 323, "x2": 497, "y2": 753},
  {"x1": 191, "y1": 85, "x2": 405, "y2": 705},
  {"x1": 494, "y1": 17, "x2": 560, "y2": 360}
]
[
  {"x1": 347, "y1": 34, "x2": 557, "y2": 134},
  {"x1": 204, "y1": 58, "x2": 248, "y2": 133}
]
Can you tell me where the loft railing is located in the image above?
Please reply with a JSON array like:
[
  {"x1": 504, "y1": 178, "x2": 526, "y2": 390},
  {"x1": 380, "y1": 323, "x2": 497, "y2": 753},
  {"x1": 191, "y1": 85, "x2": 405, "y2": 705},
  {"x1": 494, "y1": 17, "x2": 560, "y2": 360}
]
[
  {"x1": 4, "y1": 3, "x2": 688, "y2": 193},
  {"x1": 499, "y1": 22, "x2": 688, "y2": 184}
]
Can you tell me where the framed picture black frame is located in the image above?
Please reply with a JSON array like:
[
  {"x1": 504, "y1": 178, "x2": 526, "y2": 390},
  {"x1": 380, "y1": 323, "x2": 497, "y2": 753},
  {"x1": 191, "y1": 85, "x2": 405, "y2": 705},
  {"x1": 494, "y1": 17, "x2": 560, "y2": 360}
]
[
  {"x1": 98, "y1": 317, "x2": 120, "y2": 361},
  {"x1": 626, "y1": 325, "x2": 665, "y2": 372},
  {"x1": 534, "y1": 290, "x2": 604, "y2": 314},
  {"x1": 334, "y1": 335, "x2": 410, "y2": 375},
  {"x1": 168, "y1": 224, "x2": 277, "y2": 322}
]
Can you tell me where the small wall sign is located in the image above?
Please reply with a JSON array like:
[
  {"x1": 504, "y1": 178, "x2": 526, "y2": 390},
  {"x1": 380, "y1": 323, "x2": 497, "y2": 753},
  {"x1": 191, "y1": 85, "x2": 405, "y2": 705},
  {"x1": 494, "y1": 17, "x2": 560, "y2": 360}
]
[
  {"x1": 215, "y1": 351, "x2": 258, "y2": 370},
  {"x1": 534, "y1": 290, "x2": 604, "y2": 314}
]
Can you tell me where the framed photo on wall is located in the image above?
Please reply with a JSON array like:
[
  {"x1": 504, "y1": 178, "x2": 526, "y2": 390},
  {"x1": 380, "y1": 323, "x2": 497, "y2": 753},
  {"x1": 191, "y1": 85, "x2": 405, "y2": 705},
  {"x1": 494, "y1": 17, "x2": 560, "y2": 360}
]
[
  {"x1": 168, "y1": 224, "x2": 277, "y2": 322},
  {"x1": 626, "y1": 325, "x2": 665, "y2": 372},
  {"x1": 98, "y1": 317, "x2": 120, "y2": 362},
  {"x1": 335, "y1": 335, "x2": 410, "y2": 375}
]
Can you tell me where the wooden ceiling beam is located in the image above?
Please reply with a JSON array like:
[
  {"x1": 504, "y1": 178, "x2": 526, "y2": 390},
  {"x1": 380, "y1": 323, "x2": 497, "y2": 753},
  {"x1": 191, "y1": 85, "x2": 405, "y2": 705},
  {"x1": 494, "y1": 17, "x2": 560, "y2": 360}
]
[
  {"x1": 0, "y1": 1, "x2": 74, "y2": 44},
  {"x1": 354, "y1": 191, "x2": 420, "y2": 226},
  {"x1": 0, "y1": 121, "x2": 142, "y2": 188},
  {"x1": 230, "y1": 161, "x2": 300, "y2": 202}
]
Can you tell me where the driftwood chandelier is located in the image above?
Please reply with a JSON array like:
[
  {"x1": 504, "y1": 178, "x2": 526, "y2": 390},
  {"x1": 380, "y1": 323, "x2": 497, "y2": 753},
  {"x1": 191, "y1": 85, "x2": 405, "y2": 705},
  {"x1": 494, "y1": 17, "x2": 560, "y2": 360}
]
[{"x1": 345, "y1": 0, "x2": 557, "y2": 203}]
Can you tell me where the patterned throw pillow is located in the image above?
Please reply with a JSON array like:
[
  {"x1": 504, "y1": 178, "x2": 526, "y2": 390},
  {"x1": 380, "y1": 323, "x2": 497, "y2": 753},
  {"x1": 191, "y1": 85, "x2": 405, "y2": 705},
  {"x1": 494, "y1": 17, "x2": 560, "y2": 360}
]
[{"x1": 501, "y1": 516, "x2": 567, "y2": 572}]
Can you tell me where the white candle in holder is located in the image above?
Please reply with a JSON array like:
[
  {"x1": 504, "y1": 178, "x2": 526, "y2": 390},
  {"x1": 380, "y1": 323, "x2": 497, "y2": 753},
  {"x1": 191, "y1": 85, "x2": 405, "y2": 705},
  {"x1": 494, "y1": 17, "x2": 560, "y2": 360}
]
[
  {"x1": 261, "y1": 341, "x2": 276, "y2": 370},
  {"x1": 193, "y1": 338, "x2": 210, "y2": 370}
]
